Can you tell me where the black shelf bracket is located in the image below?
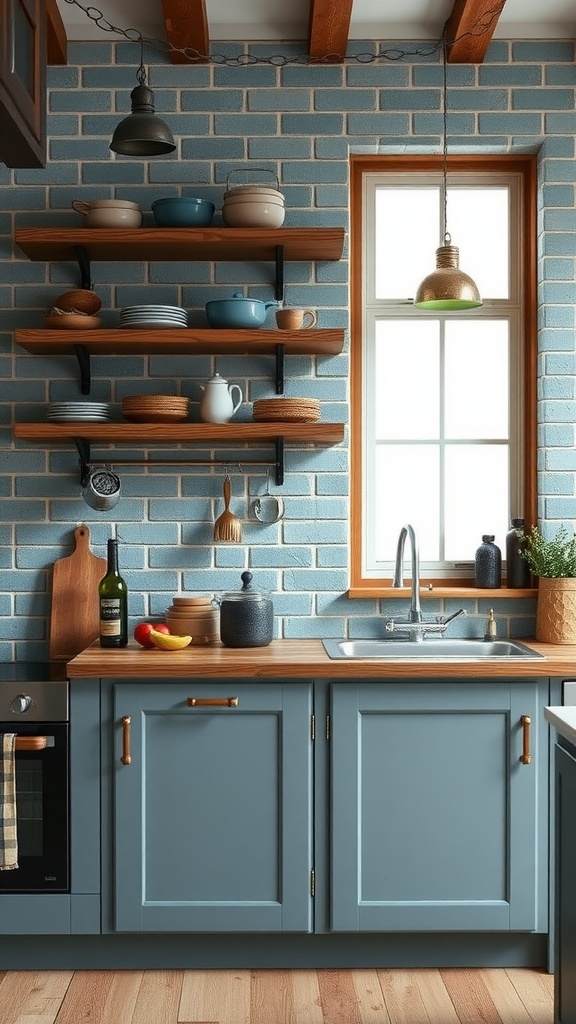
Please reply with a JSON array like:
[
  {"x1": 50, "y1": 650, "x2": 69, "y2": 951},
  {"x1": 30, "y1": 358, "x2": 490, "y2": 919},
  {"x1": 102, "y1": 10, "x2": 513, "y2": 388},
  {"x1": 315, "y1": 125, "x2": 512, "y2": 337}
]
[
  {"x1": 275, "y1": 245, "x2": 284, "y2": 303},
  {"x1": 274, "y1": 437, "x2": 285, "y2": 486},
  {"x1": 74, "y1": 439, "x2": 91, "y2": 484},
  {"x1": 74, "y1": 344, "x2": 91, "y2": 394},
  {"x1": 275, "y1": 343, "x2": 285, "y2": 395},
  {"x1": 74, "y1": 245, "x2": 92, "y2": 290}
]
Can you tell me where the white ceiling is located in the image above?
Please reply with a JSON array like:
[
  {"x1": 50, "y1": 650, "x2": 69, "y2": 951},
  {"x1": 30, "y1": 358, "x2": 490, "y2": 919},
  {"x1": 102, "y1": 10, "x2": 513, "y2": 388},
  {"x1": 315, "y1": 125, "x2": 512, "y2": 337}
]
[{"x1": 56, "y1": 0, "x2": 576, "y2": 43}]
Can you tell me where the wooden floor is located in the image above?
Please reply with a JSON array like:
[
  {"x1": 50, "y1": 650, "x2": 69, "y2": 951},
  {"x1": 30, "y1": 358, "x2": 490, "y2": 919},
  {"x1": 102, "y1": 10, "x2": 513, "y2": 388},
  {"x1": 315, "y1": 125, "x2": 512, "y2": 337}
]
[{"x1": 0, "y1": 968, "x2": 554, "y2": 1024}]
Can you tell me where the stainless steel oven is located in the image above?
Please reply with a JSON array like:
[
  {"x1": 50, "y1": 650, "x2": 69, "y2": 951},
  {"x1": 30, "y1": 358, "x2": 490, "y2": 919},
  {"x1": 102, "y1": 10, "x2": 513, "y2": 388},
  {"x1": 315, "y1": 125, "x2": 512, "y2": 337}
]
[{"x1": 0, "y1": 664, "x2": 69, "y2": 893}]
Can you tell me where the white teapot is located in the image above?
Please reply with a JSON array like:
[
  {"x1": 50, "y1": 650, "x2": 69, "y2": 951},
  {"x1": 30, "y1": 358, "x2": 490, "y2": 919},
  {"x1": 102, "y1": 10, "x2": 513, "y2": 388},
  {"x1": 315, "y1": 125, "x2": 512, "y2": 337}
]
[{"x1": 199, "y1": 373, "x2": 243, "y2": 424}]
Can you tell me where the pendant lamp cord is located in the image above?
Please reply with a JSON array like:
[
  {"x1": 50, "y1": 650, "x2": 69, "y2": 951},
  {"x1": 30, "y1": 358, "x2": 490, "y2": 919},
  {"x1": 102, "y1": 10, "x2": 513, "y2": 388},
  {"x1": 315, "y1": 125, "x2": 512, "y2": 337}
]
[
  {"x1": 442, "y1": 33, "x2": 450, "y2": 247},
  {"x1": 136, "y1": 39, "x2": 146, "y2": 86}
]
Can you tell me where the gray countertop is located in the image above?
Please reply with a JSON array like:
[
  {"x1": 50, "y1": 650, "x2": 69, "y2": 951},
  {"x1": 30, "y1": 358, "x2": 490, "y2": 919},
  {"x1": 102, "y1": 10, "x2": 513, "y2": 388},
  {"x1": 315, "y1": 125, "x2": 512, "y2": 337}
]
[{"x1": 544, "y1": 706, "x2": 576, "y2": 745}]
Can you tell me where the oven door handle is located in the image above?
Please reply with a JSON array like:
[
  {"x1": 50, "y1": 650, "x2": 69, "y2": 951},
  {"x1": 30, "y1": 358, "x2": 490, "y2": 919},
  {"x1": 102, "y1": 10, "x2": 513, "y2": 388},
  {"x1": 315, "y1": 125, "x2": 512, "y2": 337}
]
[{"x1": 14, "y1": 736, "x2": 53, "y2": 751}]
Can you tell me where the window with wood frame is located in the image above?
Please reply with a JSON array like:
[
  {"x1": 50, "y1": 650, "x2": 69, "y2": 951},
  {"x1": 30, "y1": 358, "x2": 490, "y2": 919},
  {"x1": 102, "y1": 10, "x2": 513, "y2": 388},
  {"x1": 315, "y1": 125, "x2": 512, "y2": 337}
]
[{"x1": 349, "y1": 155, "x2": 537, "y2": 596}]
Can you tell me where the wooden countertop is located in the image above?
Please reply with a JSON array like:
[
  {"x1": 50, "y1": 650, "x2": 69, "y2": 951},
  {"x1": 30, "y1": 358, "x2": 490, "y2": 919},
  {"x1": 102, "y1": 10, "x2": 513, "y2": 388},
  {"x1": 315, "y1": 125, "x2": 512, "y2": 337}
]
[{"x1": 66, "y1": 638, "x2": 576, "y2": 679}]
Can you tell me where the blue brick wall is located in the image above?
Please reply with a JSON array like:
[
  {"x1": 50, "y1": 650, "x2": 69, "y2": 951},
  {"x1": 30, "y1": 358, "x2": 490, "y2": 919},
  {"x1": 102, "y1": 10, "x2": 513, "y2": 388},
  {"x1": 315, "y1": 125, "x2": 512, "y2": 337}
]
[{"x1": 0, "y1": 37, "x2": 573, "y2": 659}]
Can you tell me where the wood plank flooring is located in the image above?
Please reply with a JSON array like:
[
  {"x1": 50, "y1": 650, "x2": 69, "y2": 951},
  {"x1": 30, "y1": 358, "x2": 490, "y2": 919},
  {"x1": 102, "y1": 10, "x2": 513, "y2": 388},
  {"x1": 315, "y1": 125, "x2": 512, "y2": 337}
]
[{"x1": 0, "y1": 968, "x2": 554, "y2": 1024}]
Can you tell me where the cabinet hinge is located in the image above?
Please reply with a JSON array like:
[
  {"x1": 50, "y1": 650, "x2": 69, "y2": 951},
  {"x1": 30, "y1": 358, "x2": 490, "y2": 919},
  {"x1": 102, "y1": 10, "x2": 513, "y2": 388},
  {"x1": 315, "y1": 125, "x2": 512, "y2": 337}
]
[
  {"x1": 326, "y1": 713, "x2": 330, "y2": 740},
  {"x1": 310, "y1": 868, "x2": 315, "y2": 897},
  {"x1": 311, "y1": 713, "x2": 315, "y2": 741}
]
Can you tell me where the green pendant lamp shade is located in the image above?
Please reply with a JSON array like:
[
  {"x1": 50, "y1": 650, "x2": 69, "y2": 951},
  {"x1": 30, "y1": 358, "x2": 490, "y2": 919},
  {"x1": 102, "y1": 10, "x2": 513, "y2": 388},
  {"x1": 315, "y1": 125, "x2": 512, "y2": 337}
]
[
  {"x1": 414, "y1": 234, "x2": 482, "y2": 310},
  {"x1": 110, "y1": 65, "x2": 176, "y2": 157}
]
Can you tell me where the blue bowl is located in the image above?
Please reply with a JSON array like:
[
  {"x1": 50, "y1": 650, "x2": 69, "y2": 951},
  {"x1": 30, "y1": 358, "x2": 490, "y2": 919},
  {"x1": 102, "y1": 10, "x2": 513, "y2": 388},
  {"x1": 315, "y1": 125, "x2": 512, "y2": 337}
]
[{"x1": 151, "y1": 197, "x2": 215, "y2": 227}]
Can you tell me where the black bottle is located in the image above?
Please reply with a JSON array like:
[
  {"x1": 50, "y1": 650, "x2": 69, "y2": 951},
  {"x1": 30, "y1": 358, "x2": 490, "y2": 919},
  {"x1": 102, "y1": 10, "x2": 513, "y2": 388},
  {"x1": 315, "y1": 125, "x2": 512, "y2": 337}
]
[
  {"x1": 506, "y1": 517, "x2": 531, "y2": 588},
  {"x1": 475, "y1": 535, "x2": 502, "y2": 589},
  {"x1": 99, "y1": 539, "x2": 128, "y2": 647}
]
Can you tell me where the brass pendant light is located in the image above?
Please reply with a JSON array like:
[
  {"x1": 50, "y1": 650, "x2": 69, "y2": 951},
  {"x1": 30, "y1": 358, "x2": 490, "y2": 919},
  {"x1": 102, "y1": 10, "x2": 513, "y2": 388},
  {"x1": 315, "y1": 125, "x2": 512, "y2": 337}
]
[
  {"x1": 414, "y1": 40, "x2": 482, "y2": 311},
  {"x1": 110, "y1": 53, "x2": 176, "y2": 158}
]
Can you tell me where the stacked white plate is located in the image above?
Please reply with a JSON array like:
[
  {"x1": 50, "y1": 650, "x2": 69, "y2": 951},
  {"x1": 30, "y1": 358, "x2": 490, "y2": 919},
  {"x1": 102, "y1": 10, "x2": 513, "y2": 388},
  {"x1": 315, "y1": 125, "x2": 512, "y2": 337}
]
[
  {"x1": 48, "y1": 401, "x2": 111, "y2": 422},
  {"x1": 119, "y1": 305, "x2": 188, "y2": 329}
]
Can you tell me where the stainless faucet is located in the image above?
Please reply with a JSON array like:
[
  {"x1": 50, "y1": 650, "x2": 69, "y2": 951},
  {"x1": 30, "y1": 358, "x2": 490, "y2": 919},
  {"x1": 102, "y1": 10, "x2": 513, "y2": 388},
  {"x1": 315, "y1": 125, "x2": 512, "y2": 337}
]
[
  {"x1": 393, "y1": 524, "x2": 422, "y2": 622},
  {"x1": 386, "y1": 523, "x2": 466, "y2": 641}
]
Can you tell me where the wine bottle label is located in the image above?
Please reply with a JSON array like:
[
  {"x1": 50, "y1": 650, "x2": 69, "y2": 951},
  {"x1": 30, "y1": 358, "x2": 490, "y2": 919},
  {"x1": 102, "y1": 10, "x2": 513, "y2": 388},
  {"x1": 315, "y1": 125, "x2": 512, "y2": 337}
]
[{"x1": 100, "y1": 598, "x2": 122, "y2": 635}]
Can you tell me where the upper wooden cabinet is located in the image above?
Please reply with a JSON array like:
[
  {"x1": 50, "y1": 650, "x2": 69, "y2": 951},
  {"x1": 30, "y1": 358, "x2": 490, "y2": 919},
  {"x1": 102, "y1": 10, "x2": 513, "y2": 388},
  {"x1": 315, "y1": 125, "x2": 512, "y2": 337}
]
[{"x1": 0, "y1": 0, "x2": 46, "y2": 167}]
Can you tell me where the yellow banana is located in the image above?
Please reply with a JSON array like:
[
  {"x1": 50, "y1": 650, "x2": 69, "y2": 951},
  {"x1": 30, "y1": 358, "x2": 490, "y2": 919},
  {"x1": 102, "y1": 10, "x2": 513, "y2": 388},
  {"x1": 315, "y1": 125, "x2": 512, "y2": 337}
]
[{"x1": 149, "y1": 629, "x2": 192, "y2": 651}]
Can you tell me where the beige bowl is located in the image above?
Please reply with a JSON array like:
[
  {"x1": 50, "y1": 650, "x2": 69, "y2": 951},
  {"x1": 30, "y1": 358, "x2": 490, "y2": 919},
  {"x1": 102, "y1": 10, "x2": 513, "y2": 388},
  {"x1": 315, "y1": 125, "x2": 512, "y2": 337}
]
[
  {"x1": 73, "y1": 199, "x2": 141, "y2": 211},
  {"x1": 222, "y1": 202, "x2": 285, "y2": 228},
  {"x1": 72, "y1": 200, "x2": 142, "y2": 228},
  {"x1": 224, "y1": 186, "x2": 284, "y2": 202},
  {"x1": 85, "y1": 208, "x2": 143, "y2": 228},
  {"x1": 223, "y1": 194, "x2": 285, "y2": 208}
]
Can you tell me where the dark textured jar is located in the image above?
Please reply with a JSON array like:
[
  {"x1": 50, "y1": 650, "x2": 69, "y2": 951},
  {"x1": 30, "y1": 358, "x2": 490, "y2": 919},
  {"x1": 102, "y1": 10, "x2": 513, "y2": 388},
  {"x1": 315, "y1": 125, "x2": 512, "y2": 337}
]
[
  {"x1": 475, "y1": 535, "x2": 502, "y2": 589},
  {"x1": 505, "y1": 518, "x2": 531, "y2": 588},
  {"x1": 217, "y1": 571, "x2": 274, "y2": 648}
]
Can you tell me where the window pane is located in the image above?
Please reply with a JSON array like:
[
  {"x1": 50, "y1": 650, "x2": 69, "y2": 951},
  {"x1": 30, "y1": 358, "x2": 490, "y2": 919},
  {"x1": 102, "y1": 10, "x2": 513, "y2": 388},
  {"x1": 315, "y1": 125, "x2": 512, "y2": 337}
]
[
  {"x1": 373, "y1": 445, "x2": 440, "y2": 562},
  {"x1": 374, "y1": 320, "x2": 439, "y2": 439},
  {"x1": 445, "y1": 321, "x2": 509, "y2": 438},
  {"x1": 444, "y1": 445, "x2": 509, "y2": 561},
  {"x1": 375, "y1": 188, "x2": 439, "y2": 299},
  {"x1": 448, "y1": 188, "x2": 509, "y2": 299}
]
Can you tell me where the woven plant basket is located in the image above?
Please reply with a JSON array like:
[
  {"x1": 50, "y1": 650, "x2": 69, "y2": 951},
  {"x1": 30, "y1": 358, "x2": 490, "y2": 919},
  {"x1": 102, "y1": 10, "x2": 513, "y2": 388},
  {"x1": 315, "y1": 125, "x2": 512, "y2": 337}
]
[{"x1": 535, "y1": 576, "x2": 576, "y2": 643}]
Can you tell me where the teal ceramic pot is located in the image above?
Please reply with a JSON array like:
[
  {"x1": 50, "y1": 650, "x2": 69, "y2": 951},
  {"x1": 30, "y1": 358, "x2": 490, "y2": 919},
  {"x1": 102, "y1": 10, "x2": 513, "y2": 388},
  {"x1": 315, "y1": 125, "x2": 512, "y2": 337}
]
[{"x1": 205, "y1": 291, "x2": 278, "y2": 328}]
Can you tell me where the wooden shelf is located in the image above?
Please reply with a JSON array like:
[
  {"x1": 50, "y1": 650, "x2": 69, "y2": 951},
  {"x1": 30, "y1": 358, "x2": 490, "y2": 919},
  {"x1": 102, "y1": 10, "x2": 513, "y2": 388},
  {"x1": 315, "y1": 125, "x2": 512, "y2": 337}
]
[
  {"x1": 14, "y1": 422, "x2": 345, "y2": 446},
  {"x1": 14, "y1": 421, "x2": 345, "y2": 485},
  {"x1": 14, "y1": 226, "x2": 346, "y2": 263},
  {"x1": 14, "y1": 328, "x2": 345, "y2": 357}
]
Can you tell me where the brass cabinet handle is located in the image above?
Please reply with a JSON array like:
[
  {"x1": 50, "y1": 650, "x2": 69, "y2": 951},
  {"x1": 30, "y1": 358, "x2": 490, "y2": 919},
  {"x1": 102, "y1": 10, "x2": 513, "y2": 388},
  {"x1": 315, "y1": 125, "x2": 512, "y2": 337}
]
[
  {"x1": 15, "y1": 736, "x2": 48, "y2": 751},
  {"x1": 121, "y1": 715, "x2": 132, "y2": 765},
  {"x1": 520, "y1": 714, "x2": 531, "y2": 764},
  {"x1": 186, "y1": 697, "x2": 239, "y2": 707}
]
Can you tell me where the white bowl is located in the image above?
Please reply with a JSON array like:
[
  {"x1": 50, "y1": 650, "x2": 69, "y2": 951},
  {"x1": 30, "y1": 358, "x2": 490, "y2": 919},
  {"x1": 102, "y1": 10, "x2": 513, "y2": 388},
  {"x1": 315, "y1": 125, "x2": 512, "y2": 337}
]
[{"x1": 222, "y1": 202, "x2": 285, "y2": 228}]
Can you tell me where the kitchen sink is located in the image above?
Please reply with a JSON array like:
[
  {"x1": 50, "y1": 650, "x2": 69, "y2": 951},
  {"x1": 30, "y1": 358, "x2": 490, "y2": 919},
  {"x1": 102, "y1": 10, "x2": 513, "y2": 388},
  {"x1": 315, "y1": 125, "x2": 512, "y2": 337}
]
[{"x1": 322, "y1": 638, "x2": 543, "y2": 660}]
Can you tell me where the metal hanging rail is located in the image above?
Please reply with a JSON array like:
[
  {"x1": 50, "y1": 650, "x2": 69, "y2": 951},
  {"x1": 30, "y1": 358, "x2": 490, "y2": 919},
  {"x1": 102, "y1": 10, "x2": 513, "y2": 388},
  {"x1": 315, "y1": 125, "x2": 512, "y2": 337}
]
[{"x1": 75, "y1": 438, "x2": 286, "y2": 485}]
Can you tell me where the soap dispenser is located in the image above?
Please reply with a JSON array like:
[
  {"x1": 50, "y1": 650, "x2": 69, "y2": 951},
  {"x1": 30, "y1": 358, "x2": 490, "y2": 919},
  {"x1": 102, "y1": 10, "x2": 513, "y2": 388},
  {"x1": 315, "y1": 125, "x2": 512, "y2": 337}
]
[{"x1": 475, "y1": 535, "x2": 502, "y2": 589}]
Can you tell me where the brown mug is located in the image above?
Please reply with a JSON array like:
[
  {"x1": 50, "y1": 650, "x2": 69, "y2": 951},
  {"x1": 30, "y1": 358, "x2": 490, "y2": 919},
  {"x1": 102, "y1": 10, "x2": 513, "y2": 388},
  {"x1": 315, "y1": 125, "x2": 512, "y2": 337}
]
[{"x1": 275, "y1": 307, "x2": 317, "y2": 330}]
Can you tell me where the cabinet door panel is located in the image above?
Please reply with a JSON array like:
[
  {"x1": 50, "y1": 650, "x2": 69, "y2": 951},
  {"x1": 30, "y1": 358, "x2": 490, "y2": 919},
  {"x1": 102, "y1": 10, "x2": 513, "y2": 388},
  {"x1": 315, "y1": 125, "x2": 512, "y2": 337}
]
[
  {"x1": 331, "y1": 681, "x2": 542, "y2": 933},
  {"x1": 0, "y1": 0, "x2": 46, "y2": 167},
  {"x1": 113, "y1": 682, "x2": 313, "y2": 933}
]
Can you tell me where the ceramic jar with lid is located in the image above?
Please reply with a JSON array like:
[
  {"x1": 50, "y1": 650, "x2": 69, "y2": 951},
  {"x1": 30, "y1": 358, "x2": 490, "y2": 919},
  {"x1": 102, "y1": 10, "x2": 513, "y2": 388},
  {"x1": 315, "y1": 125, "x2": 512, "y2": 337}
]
[{"x1": 216, "y1": 571, "x2": 274, "y2": 647}]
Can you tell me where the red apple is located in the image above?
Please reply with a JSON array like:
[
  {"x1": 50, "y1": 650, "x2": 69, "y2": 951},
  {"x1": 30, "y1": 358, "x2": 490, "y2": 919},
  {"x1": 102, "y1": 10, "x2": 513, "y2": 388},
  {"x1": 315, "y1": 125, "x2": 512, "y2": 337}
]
[{"x1": 133, "y1": 622, "x2": 171, "y2": 648}]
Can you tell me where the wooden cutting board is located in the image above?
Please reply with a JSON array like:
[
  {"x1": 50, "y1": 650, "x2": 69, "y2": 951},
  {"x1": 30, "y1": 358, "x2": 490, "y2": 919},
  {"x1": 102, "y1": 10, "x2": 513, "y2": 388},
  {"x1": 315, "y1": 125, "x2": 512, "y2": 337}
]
[{"x1": 49, "y1": 524, "x2": 107, "y2": 661}]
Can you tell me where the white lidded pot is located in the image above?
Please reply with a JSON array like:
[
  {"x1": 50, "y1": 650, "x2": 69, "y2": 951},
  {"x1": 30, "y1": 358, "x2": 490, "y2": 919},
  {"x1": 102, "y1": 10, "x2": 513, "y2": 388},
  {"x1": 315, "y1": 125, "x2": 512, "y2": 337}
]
[{"x1": 199, "y1": 373, "x2": 243, "y2": 423}]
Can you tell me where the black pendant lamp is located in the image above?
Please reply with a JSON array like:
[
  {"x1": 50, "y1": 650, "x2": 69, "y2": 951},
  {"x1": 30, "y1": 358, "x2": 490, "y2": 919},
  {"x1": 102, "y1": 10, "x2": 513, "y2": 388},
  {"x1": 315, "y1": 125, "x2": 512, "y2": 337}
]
[
  {"x1": 414, "y1": 40, "x2": 482, "y2": 310},
  {"x1": 110, "y1": 56, "x2": 176, "y2": 157}
]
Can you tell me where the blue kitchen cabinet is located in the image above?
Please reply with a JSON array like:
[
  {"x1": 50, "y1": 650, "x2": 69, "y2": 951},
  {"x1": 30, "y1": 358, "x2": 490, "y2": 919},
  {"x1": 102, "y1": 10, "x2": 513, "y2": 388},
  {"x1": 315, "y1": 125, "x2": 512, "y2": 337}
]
[
  {"x1": 554, "y1": 740, "x2": 576, "y2": 1023},
  {"x1": 330, "y1": 680, "x2": 550, "y2": 933},
  {"x1": 112, "y1": 681, "x2": 313, "y2": 933}
]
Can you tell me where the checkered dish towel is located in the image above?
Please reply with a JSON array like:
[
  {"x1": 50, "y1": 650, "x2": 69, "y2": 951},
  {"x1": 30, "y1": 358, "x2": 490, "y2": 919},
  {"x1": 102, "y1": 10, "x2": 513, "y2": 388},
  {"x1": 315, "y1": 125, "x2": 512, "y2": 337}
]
[{"x1": 0, "y1": 733, "x2": 18, "y2": 870}]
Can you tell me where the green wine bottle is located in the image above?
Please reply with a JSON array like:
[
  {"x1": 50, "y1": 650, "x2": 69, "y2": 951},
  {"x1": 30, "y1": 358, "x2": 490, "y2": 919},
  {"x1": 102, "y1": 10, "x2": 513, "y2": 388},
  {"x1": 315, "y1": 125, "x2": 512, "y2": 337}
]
[{"x1": 99, "y1": 538, "x2": 128, "y2": 647}]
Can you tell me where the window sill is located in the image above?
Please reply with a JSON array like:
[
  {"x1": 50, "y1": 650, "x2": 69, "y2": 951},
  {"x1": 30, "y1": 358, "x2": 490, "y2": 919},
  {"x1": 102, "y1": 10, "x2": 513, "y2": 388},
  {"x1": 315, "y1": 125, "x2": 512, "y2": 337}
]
[{"x1": 347, "y1": 586, "x2": 538, "y2": 600}]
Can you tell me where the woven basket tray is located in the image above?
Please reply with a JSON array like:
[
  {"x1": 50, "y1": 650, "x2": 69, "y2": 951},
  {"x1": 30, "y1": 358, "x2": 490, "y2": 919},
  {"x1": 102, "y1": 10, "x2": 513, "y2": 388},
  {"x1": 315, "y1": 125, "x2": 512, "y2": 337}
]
[{"x1": 253, "y1": 398, "x2": 320, "y2": 422}]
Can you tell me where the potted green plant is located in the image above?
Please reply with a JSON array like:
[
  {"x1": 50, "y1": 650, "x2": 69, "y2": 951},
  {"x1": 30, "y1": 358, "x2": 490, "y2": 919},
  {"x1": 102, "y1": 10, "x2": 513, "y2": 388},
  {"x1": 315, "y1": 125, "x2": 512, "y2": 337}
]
[{"x1": 517, "y1": 524, "x2": 576, "y2": 643}]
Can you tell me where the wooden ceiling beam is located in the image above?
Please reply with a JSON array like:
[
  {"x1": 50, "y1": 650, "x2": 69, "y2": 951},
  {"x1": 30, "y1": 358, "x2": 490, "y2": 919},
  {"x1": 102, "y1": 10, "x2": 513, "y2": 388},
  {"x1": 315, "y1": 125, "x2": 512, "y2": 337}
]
[
  {"x1": 445, "y1": 0, "x2": 506, "y2": 63},
  {"x1": 46, "y1": 0, "x2": 67, "y2": 65},
  {"x1": 308, "y1": 0, "x2": 354, "y2": 62},
  {"x1": 162, "y1": 0, "x2": 210, "y2": 64}
]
